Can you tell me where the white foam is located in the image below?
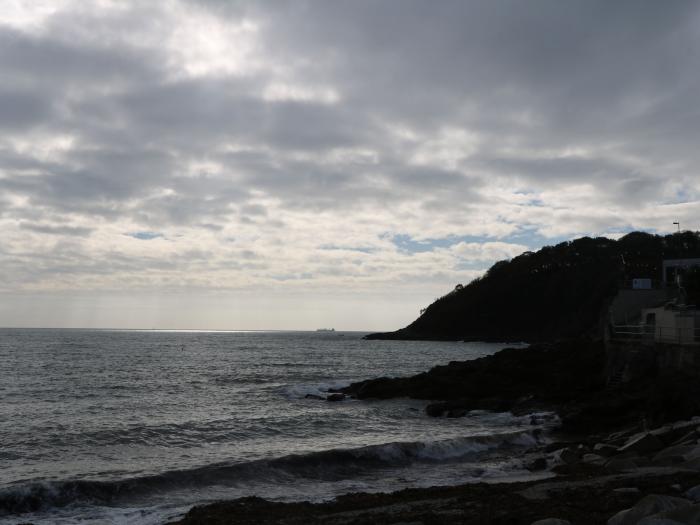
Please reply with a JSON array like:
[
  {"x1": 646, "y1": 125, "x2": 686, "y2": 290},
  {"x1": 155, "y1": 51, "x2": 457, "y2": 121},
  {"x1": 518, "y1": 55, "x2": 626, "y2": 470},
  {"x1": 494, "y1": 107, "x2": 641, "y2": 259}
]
[{"x1": 283, "y1": 381, "x2": 352, "y2": 400}]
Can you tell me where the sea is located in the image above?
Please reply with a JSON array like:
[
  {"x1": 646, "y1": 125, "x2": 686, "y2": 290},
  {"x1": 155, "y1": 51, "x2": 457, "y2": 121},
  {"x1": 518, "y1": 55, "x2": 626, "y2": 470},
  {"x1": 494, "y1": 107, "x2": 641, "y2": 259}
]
[{"x1": 0, "y1": 329, "x2": 555, "y2": 524}]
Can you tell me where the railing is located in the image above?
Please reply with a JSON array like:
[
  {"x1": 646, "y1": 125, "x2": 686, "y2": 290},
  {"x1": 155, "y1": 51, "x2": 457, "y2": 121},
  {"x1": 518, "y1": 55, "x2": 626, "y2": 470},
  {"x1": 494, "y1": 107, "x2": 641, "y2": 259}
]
[
  {"x1": 617, "y1": 279, "x2": 667, "y2": 290},
  {"x1": 611, "y1": 324, "x2": 655, "y2": 344},
  {"x1": 656, "y1": 326, "x2": 700, "y2": 345},
  {"x1": 611, "y1": 325, "x2": 700, "y2": 346}
]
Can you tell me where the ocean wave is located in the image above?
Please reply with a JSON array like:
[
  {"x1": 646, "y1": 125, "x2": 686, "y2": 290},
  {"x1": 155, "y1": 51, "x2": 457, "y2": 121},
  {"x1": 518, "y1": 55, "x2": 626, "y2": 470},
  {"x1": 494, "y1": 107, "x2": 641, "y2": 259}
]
[
  {"x1": 283, "y1": 381, "x2": 352, "y2": 400},
  {"x1": 0, "y1": 429, "x2": 543, "y2": 516}
]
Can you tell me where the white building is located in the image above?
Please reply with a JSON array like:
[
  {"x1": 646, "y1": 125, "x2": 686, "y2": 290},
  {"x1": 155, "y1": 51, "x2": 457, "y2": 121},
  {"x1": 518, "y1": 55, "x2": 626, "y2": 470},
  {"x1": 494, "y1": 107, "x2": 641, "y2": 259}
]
[{"x1": 640, "y1": 304, "x2": 700, "y2": 345}]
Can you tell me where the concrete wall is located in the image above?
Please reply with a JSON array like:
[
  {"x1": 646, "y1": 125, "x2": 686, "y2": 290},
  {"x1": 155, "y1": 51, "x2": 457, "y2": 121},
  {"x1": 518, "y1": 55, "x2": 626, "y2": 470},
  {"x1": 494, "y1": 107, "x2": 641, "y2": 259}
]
[
  {"x1": 606, "y1": 341, "x2": 700, "y2": 383},
  {"x1": 609, "y1": 289, "x2": 673, "y2": 324},
  {"x1": 655, "y1": 344, "x2": 700, "y2": 377}
]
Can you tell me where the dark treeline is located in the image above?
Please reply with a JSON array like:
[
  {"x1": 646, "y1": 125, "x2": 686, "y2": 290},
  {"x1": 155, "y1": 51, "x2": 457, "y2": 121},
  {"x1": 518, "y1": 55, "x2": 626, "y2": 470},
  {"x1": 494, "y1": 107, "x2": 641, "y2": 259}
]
[{"x1": 368, "y1": 231, "x2": 700, "y2": 342}]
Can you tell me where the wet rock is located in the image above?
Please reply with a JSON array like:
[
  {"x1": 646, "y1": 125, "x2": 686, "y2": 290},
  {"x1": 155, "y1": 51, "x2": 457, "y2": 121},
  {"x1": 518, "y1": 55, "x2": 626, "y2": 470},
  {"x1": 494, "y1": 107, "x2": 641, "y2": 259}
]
[
  {"x1": 304, "y1": 394, "x2": 324, "y2": 400},
  {"x1": 526, "y1": 457, "x2": 548, "y2": 471},
  {"x1": 326, "y1": 393, "x2": 345, "y2": 402},
  {"x1": 605, "y1": 456, "x2": 642, "y2": 472},
  {"x1": 545, "y1": 442, "x2": 577, "y2": 453},
  {"x1": 685, "y1": 484, "x2": 700, "y2": 503},
  {"x1": 650, "y1": 418, "x2": 700, "y2": 446},
  {"x1": 530, "y1": 519, "x2": 571, "y2": 525},
  {"x1": 652, "y1": 444, "x2": 697, "y2": 463},
  {"x1": 606, "y1": 429, "x2": 636, "y2": 446},
  {"x1": 670, "y1": 429, "x2": 699, "y2": 447},
  {"x1": 582, "y1": 453, "x2": 606, "y2": 466},
  {"x1": 613, "y1": 487, "x2": 641, "y2": 495},
  {"x1": 637, "y1": 503, "x2": 700, "y2": 524},
  {"x1": 425, "y1": 402, "x2": 448, "y2": 417},
  {"x1": 684, "y1": 444, "x2": 700, "y2": 462},
  {"x1": 607, "y1": 494, "x2": 692, "y2": 525},
  {"x1": 552, "y1": 447, "x2": 580, "y2": 465},
  {"x1": 594, "y1": 443, "x2": 619, "y2": 457},
  {"x1": 529, "y1": 414, "x2": 549, "y2": 425},
  {"x1": 684, "y1": 457, "x2": 700, "y2": 470},
  {"x1": 618, "y1": 433, "x2": 664, "y2": 456}
]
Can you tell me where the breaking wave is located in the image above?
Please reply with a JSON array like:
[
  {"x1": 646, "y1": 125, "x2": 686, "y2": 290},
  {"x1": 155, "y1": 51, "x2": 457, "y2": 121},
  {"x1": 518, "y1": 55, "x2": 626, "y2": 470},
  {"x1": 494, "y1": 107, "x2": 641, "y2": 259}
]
[{"x1": 0, "y1": 429, "x2": 543, "y2": 516}]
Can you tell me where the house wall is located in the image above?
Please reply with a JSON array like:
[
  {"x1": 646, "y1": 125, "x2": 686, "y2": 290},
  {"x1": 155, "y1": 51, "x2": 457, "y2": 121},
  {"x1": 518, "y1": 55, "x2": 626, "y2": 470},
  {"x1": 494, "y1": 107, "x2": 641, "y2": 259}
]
[{"x1": 640, "y1": 307, "x2": 699, "y2": 345}]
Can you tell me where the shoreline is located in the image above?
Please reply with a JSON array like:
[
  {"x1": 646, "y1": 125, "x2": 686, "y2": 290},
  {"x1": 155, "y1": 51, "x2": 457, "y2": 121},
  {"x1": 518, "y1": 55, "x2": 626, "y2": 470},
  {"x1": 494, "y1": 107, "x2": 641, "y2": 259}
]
[
  {"x1": 165, "y1": 413, "x2": 700, "y2": 524},
  {"x1": 167, "y1": 338, "x2": 700, "y2": 524},
  {"x1": 167, "y1": 465, "x2": 700, "y2": 524}
]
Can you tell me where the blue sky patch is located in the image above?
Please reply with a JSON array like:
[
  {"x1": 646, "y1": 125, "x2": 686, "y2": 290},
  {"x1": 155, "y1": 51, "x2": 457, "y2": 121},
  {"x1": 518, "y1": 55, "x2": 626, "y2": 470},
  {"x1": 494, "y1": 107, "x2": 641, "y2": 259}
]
[
  {"x1": 126, "y1": 231, "x2": 164, "y2": 240},
  {"x1": 388, "y1": 234, "x2": 495, "y2": 254}
]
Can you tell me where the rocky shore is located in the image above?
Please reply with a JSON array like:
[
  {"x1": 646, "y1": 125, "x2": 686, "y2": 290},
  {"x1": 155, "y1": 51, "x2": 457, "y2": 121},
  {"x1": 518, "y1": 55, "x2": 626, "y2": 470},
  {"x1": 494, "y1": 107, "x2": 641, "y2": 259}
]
[
  {"x1": 168, "y1": 341, "x2": 700, "y2": 524},
  {"x1": 169, "y1": 416, "x2": 700, "y2": 525}
]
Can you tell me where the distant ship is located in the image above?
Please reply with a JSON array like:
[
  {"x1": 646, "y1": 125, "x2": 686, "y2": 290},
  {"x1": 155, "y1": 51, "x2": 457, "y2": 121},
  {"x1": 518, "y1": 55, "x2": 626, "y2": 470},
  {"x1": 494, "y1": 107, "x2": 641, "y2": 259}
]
[{"x1": 316, "y1": 328, "x2": 335, "y2": 332}]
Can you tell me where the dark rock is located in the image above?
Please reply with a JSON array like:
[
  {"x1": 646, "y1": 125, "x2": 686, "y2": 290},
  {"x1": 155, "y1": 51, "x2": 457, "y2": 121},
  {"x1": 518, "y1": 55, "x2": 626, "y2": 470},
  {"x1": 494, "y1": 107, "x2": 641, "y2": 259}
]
[
  {"x1": 618, "y1": 433, "x2": 664, "y2": 456},
  {"x1": 685, "y1": 484, "x2": 700, "y2": 503},
  {"x1": 607, "y1": 494, "x2": 691, "y2": 525},
  {"x1": 593, "y1": 443, "x2": 619, "y2": 457},
  {"x1": 605, "y1": 456, "x2": 643, "y2": 472},
  {"x1": 582, "y1": 453, "x2": 606, "y2": 466},
  {"x1": 326, "y1": 393, "x2": 345, "y2": 402},
  {"x1": 425, "y1": 402, "x2": 447, "y2": 417},
  {"x1": 670, "y1": 429, "x2": 699, "y2": 447},
  {"x1": 446, "y1": 408, "x2": 467, "y2": 418},
  {"x1": 342, "y1": 340, "x2": 606, "y2": 416},
  {"x1": 304, "y1": 394, "x2": 324, "y2": 400},
  {"x1": 613, "y1": 487, "x2": 641, "y2": 495},
  {"x1": 652, "y1": 444, "x2": 698, "y2": 463},
  {"x1": 527, "y1": 457, "x2": 548, "y2": 471},
  {"x1": 552, "y1": 447, "x2": 580, "y2": 465},
  {"x1": 544, "y1": 442, "x2": 578, "y2": 453},
  {"x1": 647, "y1": 503, "x2": 700, "y2": 523}
]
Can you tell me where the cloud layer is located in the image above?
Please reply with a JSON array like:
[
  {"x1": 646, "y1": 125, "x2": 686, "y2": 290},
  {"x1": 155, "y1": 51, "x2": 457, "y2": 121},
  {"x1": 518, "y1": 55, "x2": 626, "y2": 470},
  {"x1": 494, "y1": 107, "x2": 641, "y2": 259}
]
[{"x1": 2, "y1": 0, "x2": 700, "y2": 329}]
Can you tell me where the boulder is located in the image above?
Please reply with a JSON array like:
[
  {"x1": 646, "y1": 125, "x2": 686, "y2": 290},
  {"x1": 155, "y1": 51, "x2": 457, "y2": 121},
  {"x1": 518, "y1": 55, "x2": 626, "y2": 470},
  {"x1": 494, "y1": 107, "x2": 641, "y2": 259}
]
[
  {"x1": 637, "y1": 503, "x2": 700, "y2": 524},
  {"x1": 683, "y1": 444, "x2": 700, "y2": 462},
  {"x1": 613, "y1": 487, "x2": 641, "y2": 495},
  {"x1": 650, "y1": 419, "x2": 700, "y2": 446},
  {"x1": 530, "y1": 520, "x2": 571, "y2": 525},
  {"x1": 683, "y1": 457, "x2": 700, "y2": 470},
  {"x1": 552, "y1": 447, "x2": 580, "y2": 465},
  {"x1": 582, "y1": 453, "x2": 606, "y2": 466},
  {"x1": 618, "y1": 433, "x2": 664, "y2": 456},
  {"x1": 670, "y1": 429, "x2": 699, "y2": 447},
  {"x1": 605, "y1": 456, "x2": 643, "y2": 472},
  {"x1": 594, "y1": 443, "x2": 619, "y2": 457},
  {"x1": 685, "y1": 485, "x2": 700, "y2": 503},
  {"x1": 652, "y1": 444, "x2": 698, "y2": 463},
  {"x1": 606, "y1": 429, "x2": 637, "y2": 447},
  {"x1": 526, "y1": 457, "x2": 548, "y2": 471},
  {"x1": 607, "y1": 494, "x2": 692, "y2": 525},
  {"x1": 425, "y1": 402, "x2": 448, "y2": 417}
]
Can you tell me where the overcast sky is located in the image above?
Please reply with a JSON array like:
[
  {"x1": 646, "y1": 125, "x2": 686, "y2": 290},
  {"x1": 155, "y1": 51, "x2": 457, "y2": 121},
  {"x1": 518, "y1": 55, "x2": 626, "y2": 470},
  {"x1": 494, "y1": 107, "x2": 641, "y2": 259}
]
[{"x1": 2, "y1": 1, "x2": 699, "y2": 330}]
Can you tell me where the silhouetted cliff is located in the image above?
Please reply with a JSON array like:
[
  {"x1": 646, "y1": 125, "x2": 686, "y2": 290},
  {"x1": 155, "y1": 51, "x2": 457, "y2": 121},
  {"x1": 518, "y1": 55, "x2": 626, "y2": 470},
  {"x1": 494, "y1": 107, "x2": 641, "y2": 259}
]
[{"x1": 368, "y1": 231, "x2": 700, "y2": 342}]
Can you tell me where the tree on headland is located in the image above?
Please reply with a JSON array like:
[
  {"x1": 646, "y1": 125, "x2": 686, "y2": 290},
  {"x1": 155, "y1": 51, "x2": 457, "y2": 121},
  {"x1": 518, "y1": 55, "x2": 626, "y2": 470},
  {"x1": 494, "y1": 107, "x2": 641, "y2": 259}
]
[{"x1": 369, "y1": 231, "x2": 700, "y2": 342}]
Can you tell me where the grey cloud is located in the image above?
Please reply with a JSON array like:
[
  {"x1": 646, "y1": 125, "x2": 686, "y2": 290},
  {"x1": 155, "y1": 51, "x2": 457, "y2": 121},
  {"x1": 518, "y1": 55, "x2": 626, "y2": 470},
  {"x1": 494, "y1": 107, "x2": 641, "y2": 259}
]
[
  {"x1": 240, "y1": 204, "x2": 267, "y2": 217},
  {"x1": 0, "y1": 25, "x2": 161, "y2": 96},
  {"x1": 0, "y1": 88, "x2": 53, "y2": 130},
  {"x1": 3, "y1": 0, "x2": 700, "y2": 295},
  {"x1": 19, "y1": 222, "x2": 94, "y2": 236}
]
